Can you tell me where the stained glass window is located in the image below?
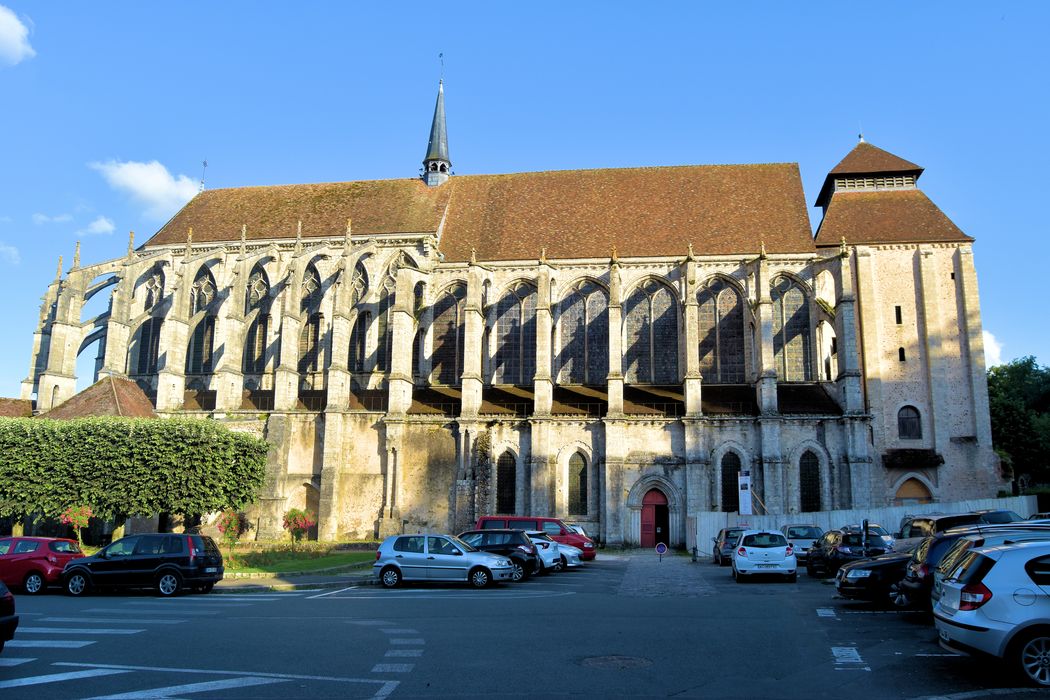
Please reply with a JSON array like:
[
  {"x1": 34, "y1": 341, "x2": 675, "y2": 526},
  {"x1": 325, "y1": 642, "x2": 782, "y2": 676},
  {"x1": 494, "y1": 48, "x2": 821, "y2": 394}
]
[
  {"x1": 144, "y1": 270, "x2": 163, "y2": 310},
  {"x1": 624, "y1": 280, "x2": 678, "y2": 384},
  {"x1": 349, "y1": 312, "x2": 370, "y2": 372},
  {"x1": 800, "y1": 451, "x2": 821, "y2": 512},
  {"x1": 298, "y1": 313, "x2": 323, "y2": 374},
  {"x1": 432, "y1": 283, "x2": 466, "y2": 385},
  {"x1": 771, "y1": 277, "x2": 812, "y2": 382},
  {"x1": 244, "y1": 314, "x2": 269, "y2": 373},
  {"x1": 376, "y1": 280, "x2": 395, "y2": 373},
  {"x1": 133, "y1": 317, "x2": 162, "y2": 375},
  {"x1": 698, "y1": 279, "x2": 745, "y2": 383},
  {"x1": 721, "y1": 452, "x2": 741, "y2": 513},
  {"x1": 557, "y1": 281, "x2": 609, "y2": 385},
  {"x1": 190, "y1": 268, "x2": 216, "y2": 315},
  {"x1": 300, "y1": 266, "x2": 322, "y2": 313},
  {"x1": 246, "y1": 267, "x2": 270, "y2": 313},
  {"x1": 568, "y1": 453, "x2": 588, "y2": 516},
  {"x1": 492, "y1": 283, "x2": 537, "y2": 386},
  {"x1": 496, "y1": 452, "x2": 516, "y2": 514}
]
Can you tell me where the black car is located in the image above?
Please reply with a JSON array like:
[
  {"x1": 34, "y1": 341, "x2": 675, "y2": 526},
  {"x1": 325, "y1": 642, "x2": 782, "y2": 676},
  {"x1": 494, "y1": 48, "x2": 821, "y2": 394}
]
[
  {"x1": 835, "y1": 550, "x2": 913, "y2": 607},
  {"x1": 457, "y1": 529, "x2": 539, "y2": 582},
  {"x1": 62, "y1": 533, "x2": 224, "y2": 597},
  {"x1": 807, "y1": 527, "x2": 888, "y2": 577},
  {"x1": 712, "y1": 527, "x2": 747, "y2": 566},
  {"x1": 0, "y1": 580, "x2": 17, "y2": 653}
]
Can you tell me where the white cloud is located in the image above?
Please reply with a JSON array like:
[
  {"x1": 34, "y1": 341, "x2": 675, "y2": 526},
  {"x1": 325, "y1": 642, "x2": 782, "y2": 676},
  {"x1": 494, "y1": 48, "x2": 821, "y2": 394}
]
[
  {"x1": 32, "y1": 212, "x2": 73, "y2": 225},
  {"x1": 0, "y1": 5, "x2": 35, "y2": 67},
  {"x1": 0, "y1": 242, "x2": 20, "y2": 265},
  {"x1": 76, "y1": 215, "x2": 115, "y2": 236},
  {"x1": 983, "y1": 330, "x2": 1003, "y2": 367},
  {"x1": 89, "y1": 159, "x2": 198, "y2": 220}
]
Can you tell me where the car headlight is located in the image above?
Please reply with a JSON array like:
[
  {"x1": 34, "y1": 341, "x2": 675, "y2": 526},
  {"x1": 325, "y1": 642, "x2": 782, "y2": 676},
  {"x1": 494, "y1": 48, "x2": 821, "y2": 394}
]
[
  {"x1": 502, "y1": 560, "x2": 512, "y2": 566},
  {"x1": 583, "y1": 542, "x2": 594, "y2": 548},
  {"x1": 845, "y1": 569, "x2": 872, "y2": 579}
]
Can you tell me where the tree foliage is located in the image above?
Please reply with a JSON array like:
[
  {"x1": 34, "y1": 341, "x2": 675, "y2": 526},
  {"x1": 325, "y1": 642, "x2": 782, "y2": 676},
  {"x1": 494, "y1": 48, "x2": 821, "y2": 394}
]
[
  {"x1": 988, "y1": 357, "x2": 1050, "y2": 484},
  {"x1": 0, "y1": 417, "x2": 269, "y2": 521}
]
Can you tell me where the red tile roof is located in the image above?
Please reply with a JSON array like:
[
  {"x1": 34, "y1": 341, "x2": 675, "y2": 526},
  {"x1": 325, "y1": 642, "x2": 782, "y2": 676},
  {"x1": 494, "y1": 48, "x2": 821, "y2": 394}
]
[
  {"x1": 41, "y1": 376, "x2": 157, "y2": 420},
  {"x1": 816, "y1": 142, "x2": 923, "y2": 207},
  {"x1": 145, "y1": 164, "x2": 816, "y2": 260},
  {"x1": 814, "y1": 190, "x2": 972, "y2": 247},
  {"x1": 0, "y1": 398, "x2": 32, "y2": 417}
]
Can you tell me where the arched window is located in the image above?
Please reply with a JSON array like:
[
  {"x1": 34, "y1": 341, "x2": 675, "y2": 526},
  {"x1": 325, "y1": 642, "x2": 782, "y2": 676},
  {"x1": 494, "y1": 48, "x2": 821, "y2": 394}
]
[
  {"x1": 186, "y1": 315, "x2": 215, "y2": 374},
  {"x1": 698, "y1": 279, "x2": 745, "y2": 383},
  {"x1": 298, "y1": 313, "x2": 323, "y2": 374},
  {"x1": 898, "y1": 406, "x2": 922, "y2": 440},
  {"x1": 800, "y1": 451, "x2": 821, "y2": 512},
  {"x1": 624, "y1": 280, "x2": 678, "y2": 384},
  {"x1": 144, "y1": 270, "x2": 163, "y2": 310},
  {"x1": 131, "y1": 317, "x2": 162, "y2": 375},
  {"x1": 349, "y1": 311, "x2": 370, "y2": 372},
  {"x1": 496, "y1": 452, "x2": 516, "y2": 514},
  {"x1": 432, "y1": 283, "x2": 466, "y2": 385},
  {"x1": 245, "y1": 266, "x2": 270, "y2": 314},
  {"x1": 557, "y1": 281, "x2": 609, "y2": 385},
  {"x1": 568, "y1": 453, "x2": 588, "y2": 516},
  {"x1": 771, "y1": 277, "x2": 812, "y2": 382},
  {"x1": 189, "y1": 267, "x2": 216, "y2": 315},
  {"x1": 375, "y1": 277, "x2": 395, "y2": 372},
  {"x1": 244, "y1": 314, "x2": 270, "y2": 374},
  {"x1": 300, "y1": 265, "x2": 322, "y2": 313},
  {"x1": 720, "y1": 452, "x2": 741, "y2": 513},
  {"x1": 349, "y1": 261, "x2": 368, "y2": 307},
  {"x1": 492, "y1": 283, "x2": 537, "y2": 386}
]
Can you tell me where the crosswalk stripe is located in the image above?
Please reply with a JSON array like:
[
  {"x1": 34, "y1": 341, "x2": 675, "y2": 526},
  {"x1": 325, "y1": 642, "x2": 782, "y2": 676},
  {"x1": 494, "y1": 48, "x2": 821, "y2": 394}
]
[
  {"x1": 83, "y1": 675, "x2": 288, "y2": 699},
  {"x1": 0, "y1": 657, "x2": 36, "y2": 666},
  {"x1": 384, "y1": 650, "x2": 423, "y2": 658},
  {"x1": 388, "y1": 638, "x2": 424, "y2": 645},
  {"x1": 0, "y1": 668, "x2": 129, "y2": 688},
  {"x1": 18, "y1": 627, "x2": 145, "y2": 635},
  {"x1": 6, "y1": 640, "x2": 95, "y2": 648},
  {"x1": 371, "y1": 663, "x2": 413, "y2": 673},
  {"x1": 41, "y1": 617, "x2": 184, "y2": 625}
]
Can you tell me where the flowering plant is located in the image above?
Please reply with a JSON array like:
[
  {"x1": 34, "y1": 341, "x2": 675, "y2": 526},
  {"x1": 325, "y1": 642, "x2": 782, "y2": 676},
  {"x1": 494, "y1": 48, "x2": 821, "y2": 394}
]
[
  {"x1": 60, "y1": 505, "x2": 93, "y2": 545},
  {"x1": 216, "y1": 510, "x2": 249, "y2": 550},
  {"x1": 282, "y1": 508, "x2": 316, "y2": 542}
]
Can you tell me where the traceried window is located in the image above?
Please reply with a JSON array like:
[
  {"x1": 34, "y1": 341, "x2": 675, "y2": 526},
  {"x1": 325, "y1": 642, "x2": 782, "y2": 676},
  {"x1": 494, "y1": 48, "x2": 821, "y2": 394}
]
[
  {"x1": 349, "y1": 261, "x2": 368, "y2": 307},
  {"x1": 800, "y1": 451, "x2": 821, "y2": 512},
  {"x1": 245, "y1": 267, "x2": 270, "y2": 313},
  {"x1": 491, "y1": 283, "x2": 537, "y2": 386},
  {"x1": 349, "y1": 311, "x2": 370, "y2": 372},
  {"x1": 300, "y1": 266, "x2": 322, "y2": 313},
  {"x1": 244, "y1": 314, "x2": 270, "y2": 374},
  {"x1": 720, "y1": 452, "x2": 741, "y2": 513},
  {"x1": 496, "y1": 451, "x2": 516, "y2": 514},
  {"x1": 557, "y1": 281, "x2": 609, "y2": 385},
  {"x1": 432, "y1": 283, "x2": 466, "y2": 385},
  {"x1": 375, "y1": 277, "x2": 396, "y2": 373},
  {"x1": 898, "y1": 405, "x2": 922, "y2": 440},
  {"x1": 144, "y1": 270, "x2": 163, "y2": 310},
  {"x1": 771, "y1": 277, "x2": 812, "y2": 382},
  {"x1": 698, "y1": 278, "x2": 745, "y2": 383},
  {"x1": 189, "y1": 268, "x2": 216, "y2": 315},
  {"x1": 132, "y1": 317, "x2": 162, "y2": 375},
  {"x1": 568, "y1": 452, "x2": 588, "y2": 516},
  {"x1": 298, "y1": 313, "x2": 323, "y2": 374},
  {"x1": 186, "y1": 315, "x2": 215, "y2": 374},
  {"x1": 624, "y1": 280, "x2": 678, "y2": 384}
]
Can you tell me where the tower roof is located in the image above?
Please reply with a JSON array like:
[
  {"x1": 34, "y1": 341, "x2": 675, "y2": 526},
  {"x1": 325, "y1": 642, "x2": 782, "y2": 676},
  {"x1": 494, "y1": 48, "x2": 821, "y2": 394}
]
[
  {"x1": 815, "y1": 141, "x2": 924, "y2": 207},
  {"x1": 424, "y1": 80, "x2": 449, "y2": 165}
]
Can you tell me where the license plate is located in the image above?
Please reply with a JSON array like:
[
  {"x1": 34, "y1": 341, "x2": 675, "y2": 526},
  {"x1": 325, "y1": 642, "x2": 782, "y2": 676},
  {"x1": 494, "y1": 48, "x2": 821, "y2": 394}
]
[
  {"x1": 939, "y1": 629, "x2": 949, "y2": 642},
  {"x1": 758, "y1": 564, "x2": 777, "y2": 569},
  {"x1": 205, "y1": 567, "x2": 217, "y2": 573}
]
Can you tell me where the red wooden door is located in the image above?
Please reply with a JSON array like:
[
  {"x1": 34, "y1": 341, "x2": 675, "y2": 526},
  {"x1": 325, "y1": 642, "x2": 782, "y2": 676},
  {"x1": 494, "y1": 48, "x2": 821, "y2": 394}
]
[{"x1": 640, "y1": 489, "x2": 668, "y2": 548}]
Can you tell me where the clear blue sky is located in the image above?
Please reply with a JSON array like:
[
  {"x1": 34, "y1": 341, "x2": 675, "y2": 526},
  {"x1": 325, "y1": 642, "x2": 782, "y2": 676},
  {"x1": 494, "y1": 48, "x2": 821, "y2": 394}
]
[{"x1": 0, "y1": 2, "x2": 1045, "y2": 398}]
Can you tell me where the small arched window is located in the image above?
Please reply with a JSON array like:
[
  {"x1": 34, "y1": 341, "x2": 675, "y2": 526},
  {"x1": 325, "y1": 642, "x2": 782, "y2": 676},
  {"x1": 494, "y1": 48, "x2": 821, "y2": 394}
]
[
  {"x1": 898, "y1": 406, "x2": 922, "y2": 440},
  {"x1": 568, "y1": 453, "x2": 588, "y2": 516},
  {"x1": 720, "y1": 452, "x2": 741, "y2": 513},
  {"x1": 496, "y1": 452, "x2": 516, "y2": 514},
  {"x1": 800, "y1": 451, "x2": 821, "y2": 512}
]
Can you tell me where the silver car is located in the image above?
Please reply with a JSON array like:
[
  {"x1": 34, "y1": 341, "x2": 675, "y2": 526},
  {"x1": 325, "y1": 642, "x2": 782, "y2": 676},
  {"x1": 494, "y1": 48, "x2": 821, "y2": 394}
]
[
  {"x1": 373, "y1": 534, "x2": 514, "y2": 589},
  {"x1": 781, "y1": 524, "x2": 823, "y2": 563},
  {"x1": 935, "y1": 540, "x2": 1050, "y2": 686}
]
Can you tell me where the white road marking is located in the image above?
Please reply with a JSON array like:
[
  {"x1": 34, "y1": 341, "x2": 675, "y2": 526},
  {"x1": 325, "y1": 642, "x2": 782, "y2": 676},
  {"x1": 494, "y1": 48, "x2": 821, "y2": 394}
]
[
  {"x1": 41, "y1": 617, "x2": 184, "y2": 625},
  {"x1": 348, "y1": 620, "x2": 394, "y2": 626},
  {"x1": 371, "y1": 663, "x2": 414, "y2": 673},
  {"x1": 915, "y1": 653, "x2": 959, "y2": 657},
  {"x1": 307, "y1": 586, "x2": 359, "y2": 599},
  {"x1": 325, "y1": 590, "x2": 575, "y2": 600},
  {"x1": 380, "y1": 628, "x2": 418, "y2": 634},
  {"x1": 6, "y1": 640, "x2": 95, "y2": 648},
  {"x1": 912, "y1": 690, "x2": 1050, "y2": 700},
  {"x1": 388, "y1": 638, "x2": 425, "y2": 645},
  {"x1": 0, "y1": 668, "x2": 130, "y2": 688},
  {"x1": 174, "y1": 595, "x2": 290, "y2": 601},
  {"x1": 831, "y1": 645, "x2": 871, "y2": 672},
  {"x1": 18, "y1": 627, "x2": 145, "y2": 635},
  {"x1": 817, "y1": 608, "x2": 837, "y2": 618},
  {"x1": 384, "y1": 649, "x2": 423, "y2": 658},
  {"x1": 85, "y1": 608, "x2": 216, "y2": 616},
  {"x1": 125, "y1": 601, "x2": 251, "y2": 607},
  {"x1": 84, "y1": 675, "x2": 288, "y2": 699},
  {"x1": 0, "y1": 657, "x2": 36, "y2": 666}
]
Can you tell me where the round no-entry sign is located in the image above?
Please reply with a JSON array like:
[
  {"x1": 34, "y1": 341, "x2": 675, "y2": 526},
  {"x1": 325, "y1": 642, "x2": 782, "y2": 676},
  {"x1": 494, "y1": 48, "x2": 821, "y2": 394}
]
[{"x1": 655, "y1": 542, "x2": 668, "y2": 555}]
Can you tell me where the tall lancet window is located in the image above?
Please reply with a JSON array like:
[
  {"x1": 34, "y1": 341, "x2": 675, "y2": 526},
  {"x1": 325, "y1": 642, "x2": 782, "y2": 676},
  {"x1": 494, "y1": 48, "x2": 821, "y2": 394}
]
[
  {"x1": 346, "y1": 261, "x2": 369, "y2": 373},
  {"x1": 624, "y1": 280, "x2": 679, "y2": 384},
  {"x1": 431, "y1": 283, "x2": 466, "y2": 385},
  {"x1": 298, "y1": 265, "x2": 324, "y2": 374},
  {"x1": 244, "y1": 265, "x2": 271, "y2": 374},
  {"x1": 557, "y1": 280, "x2": 609, "y2": 385},
  {"x1": 144, "y1": 270, "x2": 163, "y2": 310},
  {"x1": 698, "y1": 278, "x2": 745, "y2": 383},
  {"x1": 376, "y1": 276, "x2": 396, "y2": 373},
  {"x1": 771, "y1": 277, "x2": 812, "y2": 382},
  {"x1": 186, "y1": 267, "x2": 218, "y2": 374},
  {"x1": 491, "y1": 282, "x2": 537, "y2": 386}
]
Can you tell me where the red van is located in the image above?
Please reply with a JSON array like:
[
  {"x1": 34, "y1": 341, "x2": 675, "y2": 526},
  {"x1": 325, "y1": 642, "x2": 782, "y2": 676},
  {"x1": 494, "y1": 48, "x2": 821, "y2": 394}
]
[{"x1": 475, "y1": 516, "x2": 596, "y2": 560}]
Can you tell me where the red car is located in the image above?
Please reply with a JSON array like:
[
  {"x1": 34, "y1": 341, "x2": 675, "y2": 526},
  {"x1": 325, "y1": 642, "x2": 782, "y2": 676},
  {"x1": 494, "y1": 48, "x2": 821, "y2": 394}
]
[
  {"x1": 0, "y1": 537, "x2": 84, "y2": 594},
  {"x1": 475, "y1": 516, "x2": 597, "y2": 560}
]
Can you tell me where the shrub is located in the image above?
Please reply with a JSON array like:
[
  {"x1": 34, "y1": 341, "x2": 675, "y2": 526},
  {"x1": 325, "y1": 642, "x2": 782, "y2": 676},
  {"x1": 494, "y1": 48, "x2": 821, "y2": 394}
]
[
  {"x1": 282, "y1": 508, "x2": 316, "y2": 542},
  {"x1": 216, "y1": 510, "x2": 250, "y2": 549},
  {"x1": 59, "y1": 504, "x2": 93, "y2": 546}
]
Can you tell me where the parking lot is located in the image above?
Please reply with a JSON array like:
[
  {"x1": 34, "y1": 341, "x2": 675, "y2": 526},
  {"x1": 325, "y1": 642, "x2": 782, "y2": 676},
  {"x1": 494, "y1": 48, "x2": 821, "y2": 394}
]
[{"x1": 2, "y1": 550, "x2": 1039, "y2": 699}]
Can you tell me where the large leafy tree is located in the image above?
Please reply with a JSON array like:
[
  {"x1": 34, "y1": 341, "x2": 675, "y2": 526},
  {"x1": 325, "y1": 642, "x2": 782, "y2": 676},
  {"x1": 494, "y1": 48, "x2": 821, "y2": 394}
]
[
  {"x1": 0, "y1": 417, "x2": 269, "y2": 521},
  {"x1": 988, "y1": 357, "x2": 1050, "y2": 485}
]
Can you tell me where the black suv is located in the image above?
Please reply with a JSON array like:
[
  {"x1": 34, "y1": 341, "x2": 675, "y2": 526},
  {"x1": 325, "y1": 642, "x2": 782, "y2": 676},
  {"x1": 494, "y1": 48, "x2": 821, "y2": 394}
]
[
  {"x1": 62, "y1": 533, "x2": 224, "y2": 597},
  {"x1": 807, "y1": 527, "x2": 889, "y2": 577},
  {"x1": 457, "y1": 529, "x2": 539, "y2": 582}
]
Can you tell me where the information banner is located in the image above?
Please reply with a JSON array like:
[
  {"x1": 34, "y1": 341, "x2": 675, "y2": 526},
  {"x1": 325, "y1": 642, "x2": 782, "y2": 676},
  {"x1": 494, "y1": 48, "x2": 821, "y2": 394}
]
[{"x1": 738, "y1": 470, "x2": 753, "y2": 515}]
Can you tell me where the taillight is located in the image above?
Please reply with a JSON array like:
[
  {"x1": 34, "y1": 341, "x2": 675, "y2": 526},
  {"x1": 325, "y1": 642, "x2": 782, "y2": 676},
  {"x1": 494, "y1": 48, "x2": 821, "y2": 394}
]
[
  {"x1": 188, "y1": 540, "x2": 196, "y2": 564},
  {"x1": 959, "y1": 582, "x2": 993, "y2": 611},
  {"x1": 517, "y1": 545, "x2": 532, "y2": 554},
  {"x1": 918, "y1": 564, "x2": 929, "y2": 579},
  {"x1": 737, "y1": 547, "x2": 747, "y2": 556},
  {"x1": 785, "y1": 545, "x2": 794, "y2": 556},
  {"x1": 376, "y1": 550, "x2": 382, "y2": 560}
]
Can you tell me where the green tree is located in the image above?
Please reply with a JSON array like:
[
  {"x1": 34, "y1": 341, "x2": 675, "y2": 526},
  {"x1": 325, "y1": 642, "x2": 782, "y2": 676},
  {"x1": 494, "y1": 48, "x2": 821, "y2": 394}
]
[{"x1": 988, "y1": 357, "x2": 1050, "y2": 485}]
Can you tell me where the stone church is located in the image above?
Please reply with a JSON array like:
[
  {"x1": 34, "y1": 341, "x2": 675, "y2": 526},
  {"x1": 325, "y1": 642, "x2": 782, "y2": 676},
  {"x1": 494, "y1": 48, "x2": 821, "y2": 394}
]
[{"x1": 22, "y1": 82, "x2": 1000, "y2": 545}]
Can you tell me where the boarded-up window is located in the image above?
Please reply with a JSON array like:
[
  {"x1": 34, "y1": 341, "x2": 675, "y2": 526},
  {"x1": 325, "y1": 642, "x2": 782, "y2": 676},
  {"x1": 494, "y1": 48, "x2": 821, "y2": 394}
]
[
  {"x1": 800, "y1": 451, "x2": 821, "y2": 512},
  {"x1": 772, "y1": 277, "x2": 812, "y2": 382},
  {"x1": 698, "y1": 279, "x2": 745, "y2": 383},
  {"x1": 568, "y1": 453, "x2": 588, "y2": 516},
  {"x1": 492, "y1": 283, "x2": 537, "y2": 386},
  {"x1": 557, "y1": 281, "x2": 609, "y2": 385},
  {"x1": 496, "y1": 452, "x2": 516, "y2": 514},
  {"x1": 721, "y1": 452, "x2": 741, "y2": 513},
  {"x1": 624, "y1": 280, "x2": 679, "y2": 384}
]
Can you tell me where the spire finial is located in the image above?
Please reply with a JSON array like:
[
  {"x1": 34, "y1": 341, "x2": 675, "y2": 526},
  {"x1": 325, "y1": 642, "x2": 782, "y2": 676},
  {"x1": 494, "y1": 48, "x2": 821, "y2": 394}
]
[
  {"x1": 759, "y1": 240, "x2": 767, "y2": 260},
  {"x1": 840, "y1": 236, "x2": 849, "y2": 257},
  {"x1": 185, "y1": 227, "x2": 193, "y2": 258},
  {"x1": 470, "y1": 247, "x2": 477, "y2": 265},
  {"x1": 343, "y1": 218, "x2": 353, "y2": 256},
  {"x1": 611, "y1": 245, "x2": 619, "y2": 264},
  {"x1": 540, "y1": 246, "x2": 547, "y2": 264},
  {"x1": 687, "y1": 242, "x2": 695, "y2": 260},
  {"x1": 73, "y1": 241, "x2": 81, "y2": 268},
  {"x1": 127, "y1": 230, "x2": 135, "y2": 258},
  {"x1": 240, "y1": 224, "x2": 247, "y2": 255},
  {"x1": 422, "y1": 77, "x2": 451, "y2": 186},
  {"x1": 294, "y1": 220, "x2": 303, "y2": 254},
  {"x1": 55, "y1": 255, "x2": 63, "y2": 280}
]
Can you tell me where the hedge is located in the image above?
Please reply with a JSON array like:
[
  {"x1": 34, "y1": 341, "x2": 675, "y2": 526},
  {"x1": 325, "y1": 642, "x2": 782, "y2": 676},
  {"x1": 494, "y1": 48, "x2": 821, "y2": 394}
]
[{"x1": 0, "y1": 417, "x2": 269, "y2": 521}]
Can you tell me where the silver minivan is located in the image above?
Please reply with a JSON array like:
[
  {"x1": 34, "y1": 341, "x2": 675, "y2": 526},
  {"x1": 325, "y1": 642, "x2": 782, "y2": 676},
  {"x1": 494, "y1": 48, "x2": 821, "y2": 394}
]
[{"x1": 373, "y1": 534, "x2": 515, "y2": 589}]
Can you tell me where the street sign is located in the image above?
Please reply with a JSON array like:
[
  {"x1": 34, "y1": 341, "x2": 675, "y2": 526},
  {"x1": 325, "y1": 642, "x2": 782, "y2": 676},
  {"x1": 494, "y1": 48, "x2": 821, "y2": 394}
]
[{"x1": 656, "y1": 542, "x2": 667, "y2": 561}]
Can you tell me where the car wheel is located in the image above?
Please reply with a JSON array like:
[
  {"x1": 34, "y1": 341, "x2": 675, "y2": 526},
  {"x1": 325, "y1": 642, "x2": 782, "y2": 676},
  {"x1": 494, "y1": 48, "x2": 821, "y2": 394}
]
[
  {"x1": 380, "y1": 566, "x2": 402, "y2": 588},
  {"x1": 156, "y1": 571, "x2": 182, "y2": 597},
  {"x1": 886, "y1": 581, "x2": 910, "y2": 609},
  {"x1": 713, "y1": 550, "x2": 721, "y2": 565},
  {"x1": 65, "y1": 572, "x2": 89, "y2": 597},
  {"x1": 510, "y1": 560, "x2": 527, "y2": 582},
  {"x1": 556, "y1": 556, "x2": 566, "y2": 572},
  {"x1": 469, "y1": 567, "x2": 491, "y2": 588},
  {"x1": 1017, "y1": 631, "x2": 1050, "y2": 686},
  {"x1": 23, "y1": 571, "x2": 45, "y2": 595}
]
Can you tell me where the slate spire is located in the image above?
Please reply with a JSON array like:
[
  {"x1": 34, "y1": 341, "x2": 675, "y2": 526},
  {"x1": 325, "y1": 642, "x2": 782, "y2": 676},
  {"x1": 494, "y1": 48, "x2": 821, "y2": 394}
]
[{"x1": 422, "y1": 80, "x2": 451, "y2": 187}]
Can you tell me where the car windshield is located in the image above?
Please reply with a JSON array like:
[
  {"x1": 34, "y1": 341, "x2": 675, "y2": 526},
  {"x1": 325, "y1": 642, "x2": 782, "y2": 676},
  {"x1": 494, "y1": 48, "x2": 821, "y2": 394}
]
[
  {"x1": 981, "y1": 510, "x2": 1022, "y2": 524},
  {"x1": 449, "y1": 535, "x2": 477, "y2": 553},
  {"x1": 786, "y1": 526, "x2": 822, "y2": 539},
  {"x1": 842, "y1": 533, "x2": 883, "y2": 547},
  {"x1": 844, "y1": 524, "x2": 889, "y2": 536},
  {"x1": 742, "y1": 533, "x2": 787, "y2": 548},
  {"x1": 724, "y1": 529, "x2": 745, "y2": 541}
]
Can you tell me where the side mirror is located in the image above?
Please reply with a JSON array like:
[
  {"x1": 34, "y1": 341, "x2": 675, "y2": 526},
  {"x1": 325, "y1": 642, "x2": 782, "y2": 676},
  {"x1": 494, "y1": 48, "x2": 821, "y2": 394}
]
[{"x1": 452, "y1": 550, "x2": 463, "y2": 556}]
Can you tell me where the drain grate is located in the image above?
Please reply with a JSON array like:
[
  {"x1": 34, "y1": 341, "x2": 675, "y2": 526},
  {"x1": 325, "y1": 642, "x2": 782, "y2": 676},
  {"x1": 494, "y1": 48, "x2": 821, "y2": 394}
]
[{"x1": 580, "y1": 655, "x2": 653, "y2": 670}]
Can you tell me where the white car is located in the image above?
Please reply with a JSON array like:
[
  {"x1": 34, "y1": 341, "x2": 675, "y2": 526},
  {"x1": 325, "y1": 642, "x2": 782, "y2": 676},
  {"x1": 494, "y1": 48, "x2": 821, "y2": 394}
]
[
  {"x1": 935, "y1": 540, "x2": 1050, "y2": 686},
  {"x1": 731, "y1": 529, "x2": 797, "y2": 583},
  {"x1": 527, "y1": 531, "x2": 563, "y2": 573},
  {"x1": 556, "y1": 543, "x2": 584, "y2": 569}
]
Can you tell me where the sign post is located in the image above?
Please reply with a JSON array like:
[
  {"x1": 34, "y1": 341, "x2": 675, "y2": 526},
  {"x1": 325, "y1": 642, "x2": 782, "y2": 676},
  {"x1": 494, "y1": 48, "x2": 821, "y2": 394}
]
[{"x1": 655, "y1": 542, "x2": 667, "y2": 562}]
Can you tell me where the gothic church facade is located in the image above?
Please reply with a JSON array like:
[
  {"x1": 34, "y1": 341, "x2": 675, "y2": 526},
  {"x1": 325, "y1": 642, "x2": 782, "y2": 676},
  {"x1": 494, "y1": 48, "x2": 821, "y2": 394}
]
[{"x1": 23, "y1": 83, "x2": 1000, "y2": 544}]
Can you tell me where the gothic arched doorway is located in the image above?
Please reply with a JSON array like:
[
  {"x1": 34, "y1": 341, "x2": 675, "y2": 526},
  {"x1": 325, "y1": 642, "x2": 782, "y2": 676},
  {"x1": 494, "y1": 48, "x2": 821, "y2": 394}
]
[{"x1": 640, "y1": 489, "x2": 669, "y2": 548}]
